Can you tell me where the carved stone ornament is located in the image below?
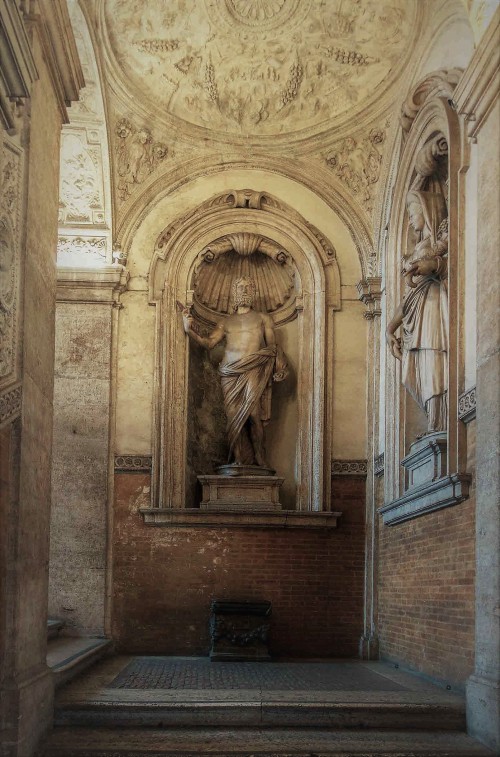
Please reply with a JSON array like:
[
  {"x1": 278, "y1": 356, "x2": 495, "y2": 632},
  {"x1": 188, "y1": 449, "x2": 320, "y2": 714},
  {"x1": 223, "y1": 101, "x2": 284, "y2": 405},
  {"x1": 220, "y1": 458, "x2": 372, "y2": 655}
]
[
  {"x1": 59, "y1": 129, "x2": 106, "y2": 226},
  {"x1": 0, "y1": 143, "x2": 21, "y2": 386},
  {"x1": 0, "y1": 383, "x2": 22, "y2": 428},
  {"x1": 114, "y1": 455, "x2": 153, "y2": 472},
  {"x1": 331, "y1": 459, "x2": 368, "y2": 476},
  {"x1": 458, "y1": 386, "x2": 476, "y2": 423},
  {"x1": 400, "y1": 69, "x2": 462, "y2": 134},
  {"x1": 115, "y1": 118, "x2": 168, "y2": 201},
  {"x1": 193, "y1": 233, "x2": 294, "y2": 318},
  {"x1": 325, "y1": 128, "x2": 386, "y2": 213},
  {"x1": 57, "y1": 236, "x2": 107, "y2": 266},
  {"x1": 102, "y1": 0, "x2": 418, "y2": 138}
]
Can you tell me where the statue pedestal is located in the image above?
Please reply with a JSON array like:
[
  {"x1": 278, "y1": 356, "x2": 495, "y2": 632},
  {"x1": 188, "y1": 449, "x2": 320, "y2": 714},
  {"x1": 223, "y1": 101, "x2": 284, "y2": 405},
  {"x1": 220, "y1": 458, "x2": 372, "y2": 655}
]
[
  {"x1": 379, "y1": 432, "x2": 470, "y2": 526},
  {"x1": 198, "y1": 473, "x2": 283, "y2": 511},
  {"x1": 402, "y1": 431, "x2": 448, "y2": 490}
]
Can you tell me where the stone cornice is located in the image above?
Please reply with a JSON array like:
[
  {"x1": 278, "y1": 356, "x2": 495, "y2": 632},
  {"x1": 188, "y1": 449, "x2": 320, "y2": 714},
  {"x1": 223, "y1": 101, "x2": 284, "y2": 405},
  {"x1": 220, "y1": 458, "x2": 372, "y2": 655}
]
[
  {"x1": 56, "y1": 265, "x2": 129, "y2": 304},
  {"x1": 0, "y1": 0, "x2": 38, "y2": 132},
  {"x1": 23, "y1": 0, "x2": 84, "y2": 123},
  {"x1": 140, "y1": 508, "x2": 342, "y2": 529},
  {"x1": 454, "y1": 5, "x2": 500, "y2": 140}
]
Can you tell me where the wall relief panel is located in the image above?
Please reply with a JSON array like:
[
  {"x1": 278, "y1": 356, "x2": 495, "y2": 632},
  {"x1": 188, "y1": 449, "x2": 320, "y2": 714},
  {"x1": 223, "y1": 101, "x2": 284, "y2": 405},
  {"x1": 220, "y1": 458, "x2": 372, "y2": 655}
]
[{"x1": 0, "y1": 140, "x2": 23, "y2": 400}]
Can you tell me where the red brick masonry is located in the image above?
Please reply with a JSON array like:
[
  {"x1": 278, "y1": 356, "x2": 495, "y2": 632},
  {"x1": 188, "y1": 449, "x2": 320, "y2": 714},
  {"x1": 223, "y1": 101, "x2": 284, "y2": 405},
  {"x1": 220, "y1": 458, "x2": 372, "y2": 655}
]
[{"x1": 112, "y1": 473, "x2": 365, "y2": 658}]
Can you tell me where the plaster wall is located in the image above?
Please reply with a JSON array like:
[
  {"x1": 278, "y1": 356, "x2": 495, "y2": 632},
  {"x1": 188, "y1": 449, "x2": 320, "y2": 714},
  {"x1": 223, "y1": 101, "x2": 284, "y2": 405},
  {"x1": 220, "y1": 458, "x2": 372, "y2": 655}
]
[{"x1": 49, "y1": 303, "x2": 112, "y2": 635}]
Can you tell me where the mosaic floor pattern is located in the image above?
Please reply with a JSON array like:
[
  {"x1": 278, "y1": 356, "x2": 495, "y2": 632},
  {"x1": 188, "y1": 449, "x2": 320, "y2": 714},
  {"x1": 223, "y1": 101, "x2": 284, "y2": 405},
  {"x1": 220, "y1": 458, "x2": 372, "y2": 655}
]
[{"x1": 110, "y1": 657, "x2": 407, "y2": 692}]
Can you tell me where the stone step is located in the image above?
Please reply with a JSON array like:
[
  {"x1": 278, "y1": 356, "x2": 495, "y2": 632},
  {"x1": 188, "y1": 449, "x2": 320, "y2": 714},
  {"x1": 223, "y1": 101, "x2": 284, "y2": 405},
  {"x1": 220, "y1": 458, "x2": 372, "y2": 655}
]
[
  {"x1": 47, "y1": 638, "x2": 113, "y2": 689},
  {"x1": 40, "y1": 726, "x2": 495, "y2": 756},
  {"x1": 54, "y1": 697, "x2": 465, "y2": 731},
  {"x1": 47, "y1": 618, "x2": 65, "y2": 640}
]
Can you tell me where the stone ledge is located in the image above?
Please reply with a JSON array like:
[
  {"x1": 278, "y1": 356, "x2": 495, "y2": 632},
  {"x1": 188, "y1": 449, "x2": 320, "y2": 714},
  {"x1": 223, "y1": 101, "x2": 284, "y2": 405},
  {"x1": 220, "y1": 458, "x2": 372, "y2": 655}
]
[
  {"x1": 378, "y1": 474, "x2": 471, "y2": 526},
  {"x1": 139, "y1": 508, "x2": 342, "y2": 529}
]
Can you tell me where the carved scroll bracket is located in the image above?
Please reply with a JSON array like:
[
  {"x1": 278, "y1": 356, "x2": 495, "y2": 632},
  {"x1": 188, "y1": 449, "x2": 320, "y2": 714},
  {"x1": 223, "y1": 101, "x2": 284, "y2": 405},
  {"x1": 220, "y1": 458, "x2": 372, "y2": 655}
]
[{"x1": 357, "y1": 276, "x2": 382, "y2": 320}]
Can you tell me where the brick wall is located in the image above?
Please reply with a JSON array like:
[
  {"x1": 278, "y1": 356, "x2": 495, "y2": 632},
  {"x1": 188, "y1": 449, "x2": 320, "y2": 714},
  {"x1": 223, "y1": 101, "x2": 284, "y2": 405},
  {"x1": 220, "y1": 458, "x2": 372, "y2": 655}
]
[
  {"x1": 111, "y1": 473, "x2": 365, "y2": 658},
  {"x1": 377, "y1": 430, "x2": 476, "y2": 688}
]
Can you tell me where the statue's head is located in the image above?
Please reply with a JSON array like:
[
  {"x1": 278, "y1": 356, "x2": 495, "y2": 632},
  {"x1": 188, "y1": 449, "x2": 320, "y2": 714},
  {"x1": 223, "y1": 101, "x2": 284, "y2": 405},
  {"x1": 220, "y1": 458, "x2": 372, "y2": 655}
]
[{"x1": 232, "y1": 276, "x2": 256, "y2": 310}]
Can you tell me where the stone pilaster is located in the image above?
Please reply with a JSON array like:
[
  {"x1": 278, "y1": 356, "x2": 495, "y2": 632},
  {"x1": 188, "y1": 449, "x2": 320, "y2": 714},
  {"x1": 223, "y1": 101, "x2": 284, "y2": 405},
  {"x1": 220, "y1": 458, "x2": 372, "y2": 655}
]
[
  {"x1": 357, "y1": 277, "x2": 382, "y2": 659},
  {"x1": 455, "y1": 9, "x2": 500, "y2": 751}
]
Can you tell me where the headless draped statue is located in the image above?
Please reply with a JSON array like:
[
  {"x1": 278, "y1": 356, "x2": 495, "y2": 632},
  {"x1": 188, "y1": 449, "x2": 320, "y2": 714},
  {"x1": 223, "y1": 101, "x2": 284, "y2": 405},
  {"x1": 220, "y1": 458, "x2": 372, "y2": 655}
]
[
  {"x1": 183, "y1": 277, "x2": 287, "y2": 468},
  {"x1": 386, "y1": 136, "x2": 449, "y2": 433}
]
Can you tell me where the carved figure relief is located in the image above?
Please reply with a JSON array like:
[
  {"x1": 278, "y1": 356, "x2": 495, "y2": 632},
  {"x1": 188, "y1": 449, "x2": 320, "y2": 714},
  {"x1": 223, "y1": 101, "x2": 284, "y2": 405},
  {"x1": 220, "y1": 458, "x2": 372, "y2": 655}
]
[
  {"x1": 103, "y1": 0, "x2": 417, "y2": 137},
  {"x1": 115, "y1": 118, "x2": 168, "y2": 201},
  {"x1": 59, "y1": 131, "x2": 105, "y2": 225},
  {"x1": 325, "y1": 127, "x2": 386, "y2": 212},
  {"x1": 386, "y1": 135, "x2": 449, "y2": 433}
]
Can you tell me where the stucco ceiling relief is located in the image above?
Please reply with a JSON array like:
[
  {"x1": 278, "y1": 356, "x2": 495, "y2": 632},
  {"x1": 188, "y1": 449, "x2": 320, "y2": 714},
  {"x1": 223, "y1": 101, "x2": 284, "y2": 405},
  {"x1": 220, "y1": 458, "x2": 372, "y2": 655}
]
[
  {"x1": 101, "y1": 0, "x2": 419, "y2": 140},
  {"x1": 115, "y1": 118, "x2": 169, "y2": 202},
  {"x1": 324, "y1": 124, "x2": 388, "y2": 214}
]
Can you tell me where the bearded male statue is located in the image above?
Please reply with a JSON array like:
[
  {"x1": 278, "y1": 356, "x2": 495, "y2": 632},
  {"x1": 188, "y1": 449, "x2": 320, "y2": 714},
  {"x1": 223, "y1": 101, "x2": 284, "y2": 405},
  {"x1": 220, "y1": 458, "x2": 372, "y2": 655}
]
[{"x1": 183, "y1": 277, "x2": 287, "y2": 469}]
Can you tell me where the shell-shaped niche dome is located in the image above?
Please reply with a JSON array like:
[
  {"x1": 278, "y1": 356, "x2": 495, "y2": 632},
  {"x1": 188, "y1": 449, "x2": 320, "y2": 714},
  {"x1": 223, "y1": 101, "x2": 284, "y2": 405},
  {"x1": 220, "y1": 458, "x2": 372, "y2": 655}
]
[{"x1": 194, "y1": 246, "x2": 294, "y2": 315}]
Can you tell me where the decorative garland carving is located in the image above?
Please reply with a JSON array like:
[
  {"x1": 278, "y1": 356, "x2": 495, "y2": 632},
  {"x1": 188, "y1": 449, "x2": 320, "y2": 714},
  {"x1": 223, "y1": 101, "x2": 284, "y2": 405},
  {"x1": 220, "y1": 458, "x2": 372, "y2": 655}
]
[
  {"x1": 57, "y1": 236, "x2": 107, "y2": 265},
  {"x1": 115, "y1": 118, "x2": 169, "y2": 201},
  {"x1": 325, "y1": 127, "x2": 386, "y2": 213},
  {"x1": 331, "y1": 459, "x2": 368, "y2": 476}
]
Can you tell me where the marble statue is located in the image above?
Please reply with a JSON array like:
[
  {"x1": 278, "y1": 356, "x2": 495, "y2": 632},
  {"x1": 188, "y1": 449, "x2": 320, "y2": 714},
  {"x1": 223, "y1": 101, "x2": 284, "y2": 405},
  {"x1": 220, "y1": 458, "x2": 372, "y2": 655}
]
[
  {"x1": 183, "y1": 276, "x2": 287, "y2": 468},
  {"x1": 386, "y1": 136, "x2": 449, "y2": 433}
]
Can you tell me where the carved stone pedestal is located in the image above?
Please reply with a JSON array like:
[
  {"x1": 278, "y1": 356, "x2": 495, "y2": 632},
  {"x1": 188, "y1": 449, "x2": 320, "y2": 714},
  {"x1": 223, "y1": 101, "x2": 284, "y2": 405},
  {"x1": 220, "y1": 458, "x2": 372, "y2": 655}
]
[
  {"x1": 198, "y1": 474, "x2": 283, "y2": 511},
  {"x1": 379, "y1": 433, "x2": 470, "y2": 525},
  {"x1": 403, "y1": 432, "x2": 448, "y2": 489}
]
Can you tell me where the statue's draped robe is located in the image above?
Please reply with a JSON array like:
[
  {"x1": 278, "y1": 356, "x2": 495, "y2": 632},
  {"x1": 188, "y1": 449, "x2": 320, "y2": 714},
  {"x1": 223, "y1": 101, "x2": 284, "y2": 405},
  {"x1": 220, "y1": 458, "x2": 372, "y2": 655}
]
[
  {"x1": 402, "y1": 189, "x2": 448, "y2": 432},
  {"x1": 219, "y1": 345, "x2": 287, "y2": 463}
]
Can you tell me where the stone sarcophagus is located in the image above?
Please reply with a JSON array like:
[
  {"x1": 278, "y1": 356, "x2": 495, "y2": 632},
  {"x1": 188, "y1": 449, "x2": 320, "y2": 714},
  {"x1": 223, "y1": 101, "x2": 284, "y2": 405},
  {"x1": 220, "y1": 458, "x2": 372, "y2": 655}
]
[{"x1": 209, "y1": 600, "x2": 272, "y2": 661}]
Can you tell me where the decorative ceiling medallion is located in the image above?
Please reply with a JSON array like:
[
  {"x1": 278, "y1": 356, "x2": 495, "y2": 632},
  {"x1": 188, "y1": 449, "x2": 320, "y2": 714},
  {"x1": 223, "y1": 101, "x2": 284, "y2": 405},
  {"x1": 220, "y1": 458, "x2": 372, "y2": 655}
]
[
  {"x1": 103, "y1": 0, "x2": 418, "y2": 139},
  {"x1": 224, "y1": 0, "x2": 300, "y2": 28}
]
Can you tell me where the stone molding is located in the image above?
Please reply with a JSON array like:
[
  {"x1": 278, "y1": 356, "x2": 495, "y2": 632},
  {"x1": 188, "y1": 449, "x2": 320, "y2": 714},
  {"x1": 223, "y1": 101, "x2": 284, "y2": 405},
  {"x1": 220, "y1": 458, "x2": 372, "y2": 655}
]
[
  {"x1": 140, "y1": 508, "x2": 342, "y2": 529},
  {"x1": 56, "y1": 265, "x2": 129, "y2": 304},
  {"x1": 23, "y1": 0, "x2": 84, "y2": 123},
  {"x1": 0, "y1": 383, "x2": 22, "y2": 428},
  {"x1": 400, "y1": 69, "x2": 462, "y2": 134},
  {"x1": 374, "y1": 452, "x2": 385, "y2": 477},
  {"x1": 149, "y1": 189, "x2": 338, "y2": 512},
  {"x1": 0, "y1": 0, "x2": 37, "y2": 133},
  {"x1": 331, "y1": 459, "x2": 368, "y2": 476},
  {"x1": 454, "y1": 6, "x2": 500, "y2": 141},
  {"x1": 114, "y1": 455, "x2": 152, "y2": 472},
  {"x1": 458, "y1": 386, "x2": 477, "y2": 423},
  {"x1": 378, "y1": 473, "x2": 471, "y2": 526},
  {"x1": 357, "y1": 277, "x2": 382, "y2": 320}
]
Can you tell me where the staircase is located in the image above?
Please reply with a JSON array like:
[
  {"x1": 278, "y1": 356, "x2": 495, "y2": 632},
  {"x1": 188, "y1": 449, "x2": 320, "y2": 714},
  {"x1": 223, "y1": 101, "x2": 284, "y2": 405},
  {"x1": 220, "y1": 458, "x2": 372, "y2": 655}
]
[{"x1": 40, "y1": 656, "x2": 495, "y2": 757}]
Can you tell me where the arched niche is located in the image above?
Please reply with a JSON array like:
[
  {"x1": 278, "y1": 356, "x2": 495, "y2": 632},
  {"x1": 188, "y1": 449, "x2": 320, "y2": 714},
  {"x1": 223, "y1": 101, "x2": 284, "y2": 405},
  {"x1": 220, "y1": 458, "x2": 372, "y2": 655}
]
[
  {"x1": 148, "y1": 189, "x2": 341, "y2": 512},
  {"x1": 383, "y1": 85, "x2": 470, "y2": 516}
]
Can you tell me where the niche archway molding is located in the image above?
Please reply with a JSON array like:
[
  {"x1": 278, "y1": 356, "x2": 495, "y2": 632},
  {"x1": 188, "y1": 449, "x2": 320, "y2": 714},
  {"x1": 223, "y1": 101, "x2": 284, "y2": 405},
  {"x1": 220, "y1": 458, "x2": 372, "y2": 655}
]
[
  {"x1": 148, "y1": 189, "x2": 341, "y2": 512},
  {"x1": 383, "y1": 88, "x2": 470, "y2": 518}
]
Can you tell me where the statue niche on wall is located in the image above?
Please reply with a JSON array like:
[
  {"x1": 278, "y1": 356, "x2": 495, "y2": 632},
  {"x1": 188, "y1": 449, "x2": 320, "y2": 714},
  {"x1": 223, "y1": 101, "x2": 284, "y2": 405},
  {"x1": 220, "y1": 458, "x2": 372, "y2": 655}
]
[
  {"x1": 386, "y1": 134, "x2": 449, "y2": 434},
  {"x1": 183, "y1": 275, "x2": 288, "y2": 474}
]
